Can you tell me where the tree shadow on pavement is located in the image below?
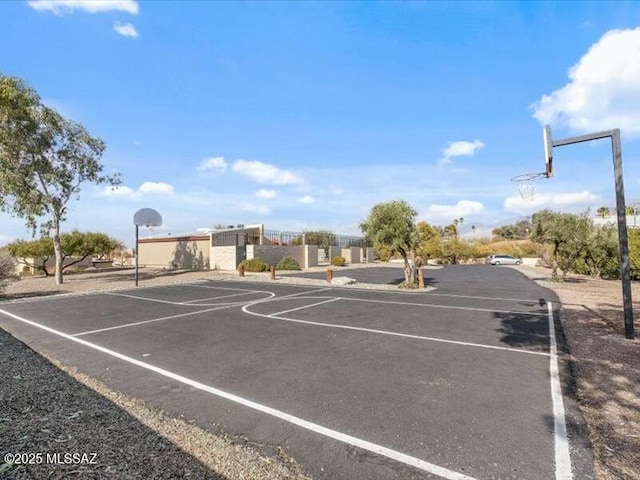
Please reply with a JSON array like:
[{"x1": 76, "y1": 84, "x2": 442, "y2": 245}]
[{"x1": 493, "y1": 309, "x2": 550, "y2": 352}]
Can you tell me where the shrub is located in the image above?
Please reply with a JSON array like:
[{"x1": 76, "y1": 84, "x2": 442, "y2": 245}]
[
  {"x1": 331, "y1": 256, "x2": 346, "y2": 267},
  {"x1": 239, "y1": 257, "x2": 269, "y2": 272},
  {"x1": 0, "y1": 250, "x2": 17, "y2": 293},
  {"x1": 275, "y1": 256, "x2": 301, "y2": 271}
]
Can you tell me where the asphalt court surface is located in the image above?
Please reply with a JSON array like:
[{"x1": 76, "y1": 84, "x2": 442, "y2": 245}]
[{"x1": 0, "y1": 267, "x2": 595, "y2": 480}]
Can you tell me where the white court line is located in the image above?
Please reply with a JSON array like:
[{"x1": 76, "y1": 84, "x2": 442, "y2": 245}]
[
  {"x1": 70, "y1": 298, "x2": 270, "y2": 337},
  {"x1": 182, "y1": 291, "x2": 266, "y2": 304},
  {"x1": 335, "y1": 296, "x2": 546, "y2": 317},
  {"x1": 268, "y1": 298, "x2": 341, "y2": 317},
  {"x1": 105, "y1": 290, "x2": 274, "y2": 307},
  {"x1": 0, "y1": 307, "x2": 477, "y2": 480},
  {"x1": 184, "y1": 284, "x2": 277, "y2": 293},
  {"x1": 243, "y1": 287, "x2": 334, "y2": 306},
  {"x1": 547, "y1": 302, "x2": 573, "y2": 479},
  {"x1": 419, "y1": 291, "x2": 547, "y2": 303},
  {"x1": 242, "y1": 303, "x2": 549, "y2": 357},
  {"x1": 104, "y1": 292, "x2": 197, "y2": 306},
  {"x1": 73, "y1": 289, "x2": 330, "y2": 336}
]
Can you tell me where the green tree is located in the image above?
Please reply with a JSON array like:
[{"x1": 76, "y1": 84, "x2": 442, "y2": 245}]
[
  {"x1": 60, "y1": 230, "x2": 122, "y2": 269},
  {"x1": 0, "y1": 248, "x2": 17, "y2": 292},
  {"x1": 492, "y1": 220, "x2": 532, "y2": 240},
  {"x1": 625, "y1": 205, "x2": 637, "y2": 216},
  {"x1": 597, "y1": 206, "x2": 610, "y2": 218},
  {"x1": 580, "y1": 224, "x2": 619, "y2": 278},
  {"x1": 0, "y1": 74, "x2": 120, "y2": 285},
  {"x1": 531, "y1": 210, "x2": 592, "y2": 280},
  {"x1": 415, "y1": 221, "x2": 443, "y2": 261},
  {"x1": 6, "y1": 237, "x2": 55, "y2": 275},
  {"x1": 7, "y1": 231, "x2": 121, "y2": 276},
  {"x1": 360, "y1": 200, "x2": 419, "y2": 284},
  {"x1": 292, "y1": 230, "x2": 337, "y2": 247},
  {"x1": 441, "y1": 237, "x2": 472, "y2": 265}
]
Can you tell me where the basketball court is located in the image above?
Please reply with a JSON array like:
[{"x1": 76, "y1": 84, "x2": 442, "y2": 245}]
[{"x1": 0, "y1": 267, "x2": 595, "y2": 479}]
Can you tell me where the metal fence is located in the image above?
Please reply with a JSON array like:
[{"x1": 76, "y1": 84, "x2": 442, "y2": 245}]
[
  {"x1": 210, "y1": 229, "x2": 371, "y2": 248},
  {"x1": 262, "y1": 230, "x2": 370, "y2": 247}
]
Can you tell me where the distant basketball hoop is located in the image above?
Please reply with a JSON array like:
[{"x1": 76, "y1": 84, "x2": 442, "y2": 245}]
[
  {"x1": 134, "y1": 208, "x2": 162, "y2": 228},
  {"x1": 511, "y1": 172, "x2": 548, "y2": 202},
  {"x1": 133, "y1": 208, "x2": 163, "y2": 287}
]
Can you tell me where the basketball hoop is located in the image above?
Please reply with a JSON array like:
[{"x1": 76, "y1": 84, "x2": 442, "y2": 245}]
[{"x1": 511, "y1": 172, "x2": 548, "y2": 202}]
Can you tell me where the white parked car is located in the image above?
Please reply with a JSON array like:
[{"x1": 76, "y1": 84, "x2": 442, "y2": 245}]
[{"x1": 488, "y1": 254, "x2": 522, "y2": 265}]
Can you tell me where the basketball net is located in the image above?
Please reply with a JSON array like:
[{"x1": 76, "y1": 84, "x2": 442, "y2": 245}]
[
  {"x1": 511, "y1": 172, "x2": 547, "y2": 203},
  {"x1": 517, "y1": 181, "x2": 536, "y2": 202}
]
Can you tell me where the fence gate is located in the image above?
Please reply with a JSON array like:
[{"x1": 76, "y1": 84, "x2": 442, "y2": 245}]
[{"x1": 317, "y1": 245, "x2": 331, "y2": 265}]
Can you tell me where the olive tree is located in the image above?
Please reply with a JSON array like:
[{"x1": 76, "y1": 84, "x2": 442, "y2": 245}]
[
  {"x1": 531, "y1": 209, "x2": 592, "y2": 280},
  {"x1": 0, "y1": 74, "x2": 120, "y2": 285},
  {"x1": 360, "y1": 200, "x2": 419, "y2": 284}
]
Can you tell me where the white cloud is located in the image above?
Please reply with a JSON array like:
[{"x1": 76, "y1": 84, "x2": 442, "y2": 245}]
[
  {"x1": 197, "y1": 156, "x2": 228, "y2": 173},
  {"x1": 422, "y1": 200, "x2": 485, "y2": 222},
  {"x1": 438, "y1": 140, "x2": 484, "y2": 167},
  {"x1": 232, "y1": 159, "x2": 304, "y2": 185},
  {"x1": 100, "y1": 185, "x2": 138, "y2": 199},
  {"x1": 139, "y1": 182, "x2": 174, "y2": 195},
  {"x1": 298, "y1": 195, "x2": 315, "y2": 204},
  {"x1": 0, "y1": 233, "x2": 15, "y2": 245},
  {"x1": 504, "y1": 190, "x2": 598, "y2": 215},
  {"x1": 113, "y1": 22, "x2": 138, "y2": 38},
  {"x1": 98, "y1": 182, "x2": 174, "y2": 199},
  {"x1": 532, "y1": 27, "x2": 640, "y2": 137},
  {"x1": 443, "y1": 140, "x2": 484, "y2": 158},
  {"x1": 254, "y1": 189, "x2": 276, "y2": 199},
  {"x1": 237, "y1": 203, "x2": 271, "y2": 215},
  {"x1": 28, "y1": 0, "x2": 139, "y2": 15}
]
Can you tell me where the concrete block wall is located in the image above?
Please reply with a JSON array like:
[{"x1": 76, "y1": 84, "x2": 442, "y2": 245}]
[
  {"x1": 341, "y1": 247, "x2": 361, "y2": 264},
  {"x1": 360, "y1": 247, "x2": 375, "y2": 263},
  {"x1": 326, "y1": 246, "x2": 341, "y2": 262},
  {"x1": 210, "y1": 246, "x2": 242, "y2": 270},
  {"x1": 304, "y1": 245, "x2": 318, "y2": 268},
  {"x1": 247, "y1": 245, "x2": 305, "y2": 268}
]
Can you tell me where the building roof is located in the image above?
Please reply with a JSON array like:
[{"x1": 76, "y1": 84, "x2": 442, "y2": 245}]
[{"x1": 592, "y1": 215, "x2": 640, "y2": 228}]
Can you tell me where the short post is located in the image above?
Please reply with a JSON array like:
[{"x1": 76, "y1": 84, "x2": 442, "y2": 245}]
[
  {"x1": 270, "y1": 265, "x2": 276, "y2": 280},
  {"x1": 238, "y1": 264, "x2": 245, "y2": 277},
  {"x1": 326, "y1": 268, "x2": 333, "y2": 283},
  {"x1": 418, "y1": 268, "x2": 424, "y2": 289}
]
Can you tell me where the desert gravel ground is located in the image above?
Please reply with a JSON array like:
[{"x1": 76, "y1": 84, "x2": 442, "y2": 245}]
[
  {"x1": 1, "y1": 264, "x2": 639, "y2": 479},
  {"x1": 515, "y1": 265, "x2": 640, "y2": 480}
]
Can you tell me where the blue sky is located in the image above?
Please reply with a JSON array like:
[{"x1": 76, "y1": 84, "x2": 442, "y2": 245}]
[{"x1": 2, "y1": 1, "x2": 640, "y2": 247}]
